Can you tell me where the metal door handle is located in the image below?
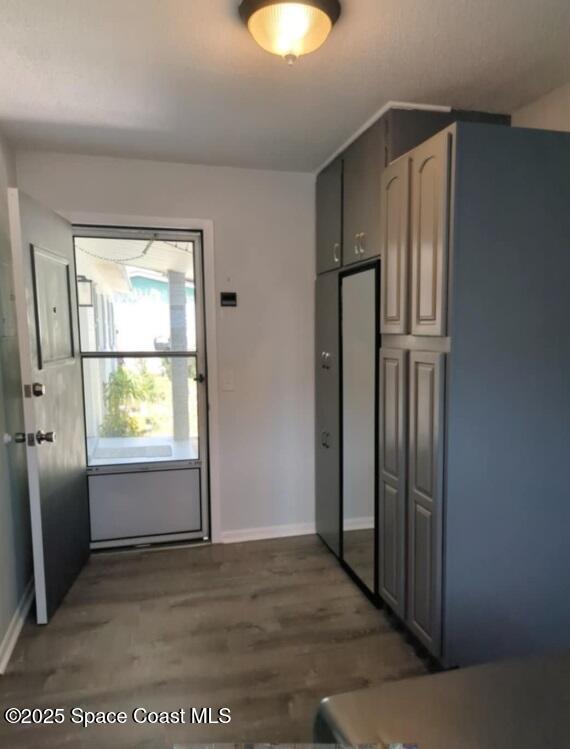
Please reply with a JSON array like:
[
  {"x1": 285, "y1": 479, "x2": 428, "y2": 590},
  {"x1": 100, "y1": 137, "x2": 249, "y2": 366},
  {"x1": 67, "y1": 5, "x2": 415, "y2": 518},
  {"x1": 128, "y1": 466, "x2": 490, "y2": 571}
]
[
  {"x1": 359, "y1": 232, "x2": 366, "y2": 254},
  {"x1": 36, "y1": 430, "x2": 56, "y2": 445},
  {"x1": 194, "y1": 373, "x2": 206, "y2": 384},
  {"x1": 354, "y1": 234, "x2": 360, "y2": 255},
  {"x1": 320, "y1": 430, "x2": 331, "y2": 449},
  {"x1": 333, "y1": 243, "x2": 340, "y2": 264}
]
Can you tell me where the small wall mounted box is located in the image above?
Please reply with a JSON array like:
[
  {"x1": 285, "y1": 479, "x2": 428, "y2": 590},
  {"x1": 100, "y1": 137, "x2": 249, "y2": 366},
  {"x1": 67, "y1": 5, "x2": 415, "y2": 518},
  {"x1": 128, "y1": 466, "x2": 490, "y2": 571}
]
[{"x1": 220, "y1": 292, "x2": 237, "y2": 307}]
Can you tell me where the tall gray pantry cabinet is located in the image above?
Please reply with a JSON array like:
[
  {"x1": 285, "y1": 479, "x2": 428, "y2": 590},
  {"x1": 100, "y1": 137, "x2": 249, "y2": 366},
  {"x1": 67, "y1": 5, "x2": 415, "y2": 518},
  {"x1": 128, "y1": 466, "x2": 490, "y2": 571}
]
[
  {"x1": 315, "y1": 106, "x2": 509, "y2": 599},
  {"x1": 378, "y1": 122, "x2": 570, "y2": 666}
]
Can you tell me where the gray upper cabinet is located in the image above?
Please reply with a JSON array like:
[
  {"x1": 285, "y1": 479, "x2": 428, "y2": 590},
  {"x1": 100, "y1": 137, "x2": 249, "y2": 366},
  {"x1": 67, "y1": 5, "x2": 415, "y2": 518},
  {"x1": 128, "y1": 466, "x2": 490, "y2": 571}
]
[
  {"x1": 315, "y1": 271, "x2": 340, "y2": 556},
  {"x1": 343, "y1": 121, "x2": 384, "y2": 265},
  {"x1": 316, "y1": 157, "x2": 342, "y2": 274},
  {"x1": 378, "y1": 348, "x2": 407, "y2": 617},
  {"x1": 410, "y1": 129, "x2": 451, "y2": 337},
  {"x1": 407, "y1": 350, "x2": 445, "y2": 657},
  {"x1": 380, "y1": 156, "x2": 410, "y2": 334}
]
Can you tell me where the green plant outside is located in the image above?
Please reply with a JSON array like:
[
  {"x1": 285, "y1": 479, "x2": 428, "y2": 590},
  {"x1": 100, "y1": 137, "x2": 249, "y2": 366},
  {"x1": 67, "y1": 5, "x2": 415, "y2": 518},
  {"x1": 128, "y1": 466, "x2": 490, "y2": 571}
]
[{"x1": 99, "y1": 361, "x2": 161, "y2": 438}]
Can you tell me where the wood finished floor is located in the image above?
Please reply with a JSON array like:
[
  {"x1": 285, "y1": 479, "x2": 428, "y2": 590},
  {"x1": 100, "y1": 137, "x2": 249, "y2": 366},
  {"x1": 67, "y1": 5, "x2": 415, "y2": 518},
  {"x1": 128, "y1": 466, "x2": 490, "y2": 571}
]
[{"x1": 0, "y1": 535, "x2": 426, "y2": 748}]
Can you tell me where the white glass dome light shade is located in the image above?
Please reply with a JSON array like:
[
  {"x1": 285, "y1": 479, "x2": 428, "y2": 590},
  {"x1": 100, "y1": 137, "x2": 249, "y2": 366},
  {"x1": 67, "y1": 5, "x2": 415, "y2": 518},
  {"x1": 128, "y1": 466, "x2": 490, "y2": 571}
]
[{"x1": 240, "y1": 1, "x2": 341, "y2": 63}]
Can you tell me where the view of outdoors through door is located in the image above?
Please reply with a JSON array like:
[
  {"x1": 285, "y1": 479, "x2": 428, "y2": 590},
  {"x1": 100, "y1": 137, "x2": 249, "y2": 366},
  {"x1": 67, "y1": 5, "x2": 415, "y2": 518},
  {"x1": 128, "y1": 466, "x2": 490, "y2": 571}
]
[{"x1": 74, "y1": 234, "x2": 202, "y2": 466}]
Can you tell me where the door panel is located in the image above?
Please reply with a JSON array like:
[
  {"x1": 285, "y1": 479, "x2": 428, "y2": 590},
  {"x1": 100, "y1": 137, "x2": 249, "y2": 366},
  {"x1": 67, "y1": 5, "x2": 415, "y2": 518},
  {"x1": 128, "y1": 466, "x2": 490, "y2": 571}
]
[
  {"x1": 411, "y1": 503, "x2": 433, "y2": 634},
  {"x1": 89, "y1": 469, "x2": 201, "y2": 542},
  {"x1": 407, "y1": 350, "x2": 445, "y2": 655},
  {"x1": 8, "y1": 189, "x2": 89, "y2": 623},
  {"x1": 31, "y1": 248, "x2": 74, "y2": 366},
  {"x1": 315, "y1": 271, "x2": 340, "y2": 555},
  {"x1": 343, "y1": 122, "x2": 384, "y2": 265},
  {"x1": 378, "y1": 348, "x2": 407, "y2": 615},
  {"x1": 381, "y1": 158, "x2": 410, "y2": 334},
  {"x1": 410, "y1": 130, "x2": 451, "y2": 336},
  {"x1": 316, "y1": 158, "x2": 342, "y2": 274}
]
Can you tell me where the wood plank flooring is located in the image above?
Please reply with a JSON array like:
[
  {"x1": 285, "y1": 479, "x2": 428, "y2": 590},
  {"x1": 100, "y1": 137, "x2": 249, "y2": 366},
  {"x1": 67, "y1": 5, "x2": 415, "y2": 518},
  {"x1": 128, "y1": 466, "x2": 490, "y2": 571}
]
[{"x1": 0, "y1": 535, "x2": 426, "y2": 748}]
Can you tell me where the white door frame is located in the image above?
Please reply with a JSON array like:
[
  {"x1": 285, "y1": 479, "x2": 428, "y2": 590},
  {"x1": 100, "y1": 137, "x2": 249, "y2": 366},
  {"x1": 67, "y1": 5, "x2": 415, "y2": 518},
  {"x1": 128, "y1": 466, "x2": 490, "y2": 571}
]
[{"x1": 62, "y1": 211, "x2": 221, "y2": 544}]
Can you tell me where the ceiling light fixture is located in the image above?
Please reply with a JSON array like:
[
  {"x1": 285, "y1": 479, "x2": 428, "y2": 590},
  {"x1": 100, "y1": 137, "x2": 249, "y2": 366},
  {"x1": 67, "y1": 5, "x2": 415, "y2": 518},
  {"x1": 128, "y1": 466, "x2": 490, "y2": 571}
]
[{"x1": 239, "y1": 0, "x2": 341, "y2": 65}]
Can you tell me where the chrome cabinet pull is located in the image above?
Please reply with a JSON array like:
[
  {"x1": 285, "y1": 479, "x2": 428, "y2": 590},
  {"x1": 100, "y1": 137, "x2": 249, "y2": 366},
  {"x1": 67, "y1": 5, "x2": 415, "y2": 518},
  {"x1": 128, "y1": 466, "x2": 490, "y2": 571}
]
[
  {"x1": 333, "y1": 243, "x2": 340, "y2": 264},
  {"x1": 354, "y1": 234, "x2": 360, "y2": 255},
  {"x1": 359, "y1": 232, "x2": 366, "y2": 254},
  {"x1": 320, "y1": 351, "x2": 332, "y2": 369},
  {"x1": 320, "y1": 430, "x2": 331, "y2": 449}
]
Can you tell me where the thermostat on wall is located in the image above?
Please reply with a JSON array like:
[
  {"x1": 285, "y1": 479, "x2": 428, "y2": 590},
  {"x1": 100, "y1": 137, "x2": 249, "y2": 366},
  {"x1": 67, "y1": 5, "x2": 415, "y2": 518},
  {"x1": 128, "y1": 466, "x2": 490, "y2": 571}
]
[{"x1": 220, "y1": 292, "x2": 238, "y2": 307}]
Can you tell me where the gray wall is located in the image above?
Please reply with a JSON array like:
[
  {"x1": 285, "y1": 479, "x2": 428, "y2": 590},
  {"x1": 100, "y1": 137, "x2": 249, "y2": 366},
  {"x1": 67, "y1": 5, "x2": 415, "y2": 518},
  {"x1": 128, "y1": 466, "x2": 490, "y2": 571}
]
[
  {"x1": 444, "y1": 123, "x2": 570, "y2": 665},
  {"x1": 0, "y1": 133, "x2": 32, "y2": 660}
]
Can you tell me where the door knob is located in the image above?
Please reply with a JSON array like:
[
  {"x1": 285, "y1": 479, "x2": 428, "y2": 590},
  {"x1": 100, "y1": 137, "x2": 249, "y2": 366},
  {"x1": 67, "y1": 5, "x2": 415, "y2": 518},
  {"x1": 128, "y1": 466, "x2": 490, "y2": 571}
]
[
  {"x1": 4, "y1": 433, "x2": 27, "y2": 445},
  {"x1": 32, "y1": 382, "x2": 46, "y2": 397},
  {"x1": 36, "y1": 430, "x2": 56, "y2": 445},
  {"x1": 193, "y1": 373, "x2": 206, "y2": 384}
]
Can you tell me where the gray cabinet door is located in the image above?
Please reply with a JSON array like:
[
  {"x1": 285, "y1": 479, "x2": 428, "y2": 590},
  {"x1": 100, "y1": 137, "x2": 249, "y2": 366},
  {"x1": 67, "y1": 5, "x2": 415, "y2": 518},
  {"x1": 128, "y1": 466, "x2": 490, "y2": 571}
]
[
  {"x1": 315, "y1": 271, "x2": 340, "y2": 556},
  {"x1": 378, "y1": 348, "x2": 407, "y2": 616},
  {"x1": 316, "y1": 158, "x2": 342, "y2": 274},
  {"x1": 343, "y1": 121, "x2": 384, "y2": 265},
  {"x1": 407, "y1": 350, "x2": 445, "y2": 656},
  {"x1": 380, "y1": 157, "x2": 410, "y2": 334},
  {"x1": 410, "y1": 130, "x2": 451, "y2": 336}
]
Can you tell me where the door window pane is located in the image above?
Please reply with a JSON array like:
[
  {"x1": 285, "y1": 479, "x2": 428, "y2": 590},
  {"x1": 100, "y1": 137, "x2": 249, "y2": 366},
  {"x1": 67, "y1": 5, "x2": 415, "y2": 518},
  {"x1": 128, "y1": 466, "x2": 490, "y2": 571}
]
[
  {"x1": 83, "y1": 356, "x2": 199, "y2": 466},
  {"x1": 75, "y1": 237, "x2": 197, "y2": 352}
]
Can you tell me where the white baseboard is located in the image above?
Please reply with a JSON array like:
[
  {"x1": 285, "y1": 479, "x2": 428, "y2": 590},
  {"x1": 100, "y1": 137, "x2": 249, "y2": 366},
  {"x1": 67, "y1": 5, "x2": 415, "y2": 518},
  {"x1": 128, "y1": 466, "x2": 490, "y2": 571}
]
[
  {"x1": 220, "y1": 522, "x2": 316, "y2": 545},
  {"x1": 344, "y1": 516, "x2": 375, "y2": 531},
  {"x1": 0, "y1": 579, "x2": 34, "y2": 675}
]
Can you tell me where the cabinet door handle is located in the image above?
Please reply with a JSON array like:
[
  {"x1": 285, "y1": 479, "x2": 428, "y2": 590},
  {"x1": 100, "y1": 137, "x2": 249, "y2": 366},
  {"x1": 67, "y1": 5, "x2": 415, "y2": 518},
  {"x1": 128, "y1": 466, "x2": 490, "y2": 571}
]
[
  {"x1": 320, "y1": 430, "x2": 331, "y2": 449},
  {"x1": 321, "y1": 351, "x2": 331, "y2": 369},
  {"x1": 354, "y1": 234, "x2": 360, "y2": 255},
  {"x1": 359, "y1": 233, "x2": 366, "y2": 254},
  {"x1": 333, "y1": 243, "x2": 340, "y2": 264}
]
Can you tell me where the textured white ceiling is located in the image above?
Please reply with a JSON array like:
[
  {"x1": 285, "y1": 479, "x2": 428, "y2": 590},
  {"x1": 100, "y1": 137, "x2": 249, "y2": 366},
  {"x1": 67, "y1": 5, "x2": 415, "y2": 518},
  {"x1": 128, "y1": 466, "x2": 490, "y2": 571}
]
[{"x1": 1, "y1": 0, "x2": 569, "y2": 172}]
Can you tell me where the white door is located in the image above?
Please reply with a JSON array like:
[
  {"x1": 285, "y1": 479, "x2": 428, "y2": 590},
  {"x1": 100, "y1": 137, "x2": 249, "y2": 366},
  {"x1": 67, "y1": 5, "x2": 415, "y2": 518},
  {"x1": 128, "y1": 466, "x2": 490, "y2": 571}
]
[
  {"x1": 8, "y1": 189, "x2": 90, "y2": 624},
  {"x1": 72, "y1": 226, "x2": 210, "y2": 548}
]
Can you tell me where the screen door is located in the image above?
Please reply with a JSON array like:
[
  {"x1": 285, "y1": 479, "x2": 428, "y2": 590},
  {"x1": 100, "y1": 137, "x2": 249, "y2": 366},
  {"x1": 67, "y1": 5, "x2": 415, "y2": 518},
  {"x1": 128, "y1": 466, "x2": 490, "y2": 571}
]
[{"x1": 73, "y1": 227, "x2": 210, "y2": 548}]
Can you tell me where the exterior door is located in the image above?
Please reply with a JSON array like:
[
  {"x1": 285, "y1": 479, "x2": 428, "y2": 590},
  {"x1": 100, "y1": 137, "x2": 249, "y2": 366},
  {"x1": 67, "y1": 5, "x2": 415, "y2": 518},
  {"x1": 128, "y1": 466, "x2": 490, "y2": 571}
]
[
  {"x1": 315, "y1": 271, "x2": 340, "y2": 555},
  {"x1": 8, "y1": 189, "x2": 89, "y2": 624},
  {"x1": 407, "y1": 350, "x2": 445, "y2": 656},
  {"x1": 343, "y1": 122, "x2": 385, "y2": 265},
  {"x1": 410, "y1": 129, "x2": 451, "y2": 336},
  {"x1": 380, "y1": 157, "x2": 410, "y2": 334},
  {"x1": 73, "y1": 227, "x2": 210, "y2": 548},
  {"x1": 378, "y1": 347, "x2": 407, "y2": 617},
  {"x1": 316, "y1": 158, "x2": 342, "y2": 274}
]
